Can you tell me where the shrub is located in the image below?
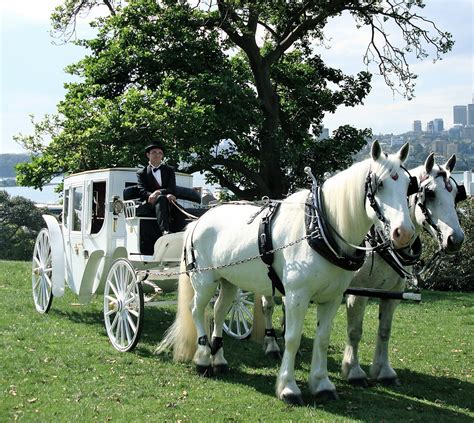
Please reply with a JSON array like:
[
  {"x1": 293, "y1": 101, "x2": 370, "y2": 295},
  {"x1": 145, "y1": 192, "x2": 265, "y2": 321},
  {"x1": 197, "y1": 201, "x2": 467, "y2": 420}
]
[{"x1": 0, "y1": 191, "x2": 46, "y2": 260}]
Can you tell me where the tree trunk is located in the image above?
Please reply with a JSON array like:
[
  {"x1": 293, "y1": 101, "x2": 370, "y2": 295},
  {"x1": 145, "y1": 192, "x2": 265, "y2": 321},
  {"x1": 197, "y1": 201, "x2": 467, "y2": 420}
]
[{"x1": 249, "y1": 55, "x2": 286, "y2": 199}]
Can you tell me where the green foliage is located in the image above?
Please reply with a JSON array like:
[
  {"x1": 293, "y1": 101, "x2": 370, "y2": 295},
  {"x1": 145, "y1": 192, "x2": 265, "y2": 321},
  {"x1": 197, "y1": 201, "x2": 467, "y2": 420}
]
[
  {"x1": 1, "y1": 260, "x2": 473, "y2": 421},
  {"x1": 419, "y1": 198, "x2": 473, "y2": 291},
  {"x1": 16, "y1": 0, "x2": 452, "y2": 199},
  {"x1": 0, "y1": 192, "x2": 46, "y2": 260}
]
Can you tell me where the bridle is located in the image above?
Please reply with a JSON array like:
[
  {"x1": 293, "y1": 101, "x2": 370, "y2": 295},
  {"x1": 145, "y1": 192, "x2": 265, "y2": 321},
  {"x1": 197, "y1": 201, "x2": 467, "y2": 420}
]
[
  {"x1": 414, "y1": 171, "x2": 467, "y2": 245},
  {"x1": 364, "y1": 165, "x2": 418, "y2": 249}
]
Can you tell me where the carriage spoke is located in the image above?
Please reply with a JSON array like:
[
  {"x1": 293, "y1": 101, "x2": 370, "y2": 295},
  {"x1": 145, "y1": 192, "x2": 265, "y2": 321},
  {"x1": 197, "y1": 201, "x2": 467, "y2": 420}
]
[
  {"x1": 33, "y1": 256, "x2": 41, "y2": 268},
  {"x1": 124, "y1": 313, "x2": 133, "y2": 343},
  {"x1": 127, "y1": 313, "x2": 137, "y2": 333},
  {"x1": 127, "y1": 307, "x2": 140, "y2": 318},
  {"x1": 124, "y1": 292, "x2": 138, "y2": 307},
  {"x1": 110, "y1": 313, "x2": 119, "y2": 331},
  {"x1": 108, "y1": 277, "x2": 120, "y2": 299},
  {"x1": 120, "y1": 317, "x2": 127, "y2": 346}
]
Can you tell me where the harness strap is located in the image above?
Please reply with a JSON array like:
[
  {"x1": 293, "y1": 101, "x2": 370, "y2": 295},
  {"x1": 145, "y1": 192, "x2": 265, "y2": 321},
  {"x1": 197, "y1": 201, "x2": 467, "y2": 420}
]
[
  {"x1": 257, "y1": 202, "x2": 285, "y2": 296},
  {"x1": 184, "y1": 221, "x2": 199, "y2": 272},
  {"x1": 305, "y1": 190, "x2": 366, "y2": 271},
  {"x1": 367, "y1": 228, "x2": 422, "y2": 279}
]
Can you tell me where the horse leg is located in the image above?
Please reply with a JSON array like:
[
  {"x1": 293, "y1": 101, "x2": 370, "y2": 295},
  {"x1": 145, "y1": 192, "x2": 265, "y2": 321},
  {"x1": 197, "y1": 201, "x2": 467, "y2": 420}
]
[
  {"x1": 211, "y1": 279, "x2": 238, "y2": 374},
  {"x1": 276, "y1": 294, "x2": 309, "y2": 406},
  {"x1": 341, "y1": 294, "x2": 370, "y2": 387},
  {"x1": 308, "y1": 297, "x2": 342, "y2": 400},
  {"x1": 262, "y1": 295, "x2": 281, "y2": 359},
  {"x1": 370, "y1": 296, "x2": 402, "y2": 385},
  {"x1": 190, "y1": 274, "x2": 218, "y2": 377}
]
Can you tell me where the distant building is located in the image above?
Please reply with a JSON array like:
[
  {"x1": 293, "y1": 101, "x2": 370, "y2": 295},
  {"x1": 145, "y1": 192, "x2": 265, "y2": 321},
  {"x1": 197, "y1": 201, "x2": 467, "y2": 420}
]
[
  {"x1": 426, "y1": 121, "x2": 434, "y2": 133},
  {"x1": 446, "y1": 143, "x2": 459, "y2": 156},
  {"x1": 449, "y1": 125, "x2": 463, "y2": 140},
  {"x1": 453, "y1": 105, "x2": 467, "y2": 126},
  {"x1": 463, "y1": 125, "x2": 474, "y2": 141},
  {"x1": 412, "y1": 120, "x2": 422, "y2": 133},
  {"x1": 391, "y1": 136, "x2": 404, "y2": 147},
  {"x1": 318, "y1": 128, "x2": 329, "y2": 140},
  {"x1": 431, "y1": 139, "x2": 447, "y2": 155},
  {"x1": 468, "y1": 104, "x2": 474, "y2": 126},
  {"x1": 433, "y1": 118, "x2": 444, "y2": 133}
]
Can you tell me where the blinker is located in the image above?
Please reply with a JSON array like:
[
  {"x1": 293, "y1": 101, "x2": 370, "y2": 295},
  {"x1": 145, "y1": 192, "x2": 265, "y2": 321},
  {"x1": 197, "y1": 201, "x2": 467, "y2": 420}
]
[
  {"x1": 407, "y1": 176, "x2": 418, "y2": 196},
  {"x1": 455, "y1": 184, "x2": 467, "y2": 204}
]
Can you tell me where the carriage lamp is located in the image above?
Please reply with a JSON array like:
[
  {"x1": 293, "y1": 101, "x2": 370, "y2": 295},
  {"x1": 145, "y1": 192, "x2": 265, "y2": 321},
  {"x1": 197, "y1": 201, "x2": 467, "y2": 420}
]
[
  {"x1": 111, "y1": 196, "x2": 124, "y2": 215},
  {"x1": 111, "y1": 196, "x2": 124, "y2": 232}
]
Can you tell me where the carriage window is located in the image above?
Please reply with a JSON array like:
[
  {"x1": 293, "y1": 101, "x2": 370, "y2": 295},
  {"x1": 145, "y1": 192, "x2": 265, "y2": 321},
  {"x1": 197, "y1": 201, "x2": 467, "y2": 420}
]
[
  {"x1": 91, "y1": 181, "x2": 106, "y2": 234},
  {"x1": 72, "y1": 186, "x2": 83, "y2": 232},
  {"x1": 63, "y1": 189, "x2": 70, "y2": 228}
]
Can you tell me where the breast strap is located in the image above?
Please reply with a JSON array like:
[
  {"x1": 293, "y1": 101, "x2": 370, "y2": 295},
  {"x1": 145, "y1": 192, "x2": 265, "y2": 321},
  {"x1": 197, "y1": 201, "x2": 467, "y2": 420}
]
[
  {"x1": 257, "y1": 202, "x2": 285, "y2": 296},
  {"x1": 305, "y1": 190, "x2": 366, "y2": 271}
]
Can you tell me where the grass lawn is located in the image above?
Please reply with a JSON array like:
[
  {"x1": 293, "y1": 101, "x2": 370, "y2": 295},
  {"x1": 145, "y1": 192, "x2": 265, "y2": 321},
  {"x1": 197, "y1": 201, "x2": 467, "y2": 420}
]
[{"x1": 0, "y1": 260, "x2": 472, "y2": 422}]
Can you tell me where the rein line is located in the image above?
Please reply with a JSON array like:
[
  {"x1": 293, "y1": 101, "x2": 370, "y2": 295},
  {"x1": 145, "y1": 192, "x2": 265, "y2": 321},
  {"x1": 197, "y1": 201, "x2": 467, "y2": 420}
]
[{"x1": 138, "y1": 231, "x2": 313, "y2": 280}]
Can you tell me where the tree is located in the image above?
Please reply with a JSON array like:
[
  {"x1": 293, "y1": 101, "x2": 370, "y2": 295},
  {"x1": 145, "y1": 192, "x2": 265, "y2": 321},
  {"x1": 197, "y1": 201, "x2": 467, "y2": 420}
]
[
  {"x1": 0, "y1": 191, "x2": 46, "y2": 261},
  {"x1": 16, "y1": 0, "x2": 452, "y2": 200}
]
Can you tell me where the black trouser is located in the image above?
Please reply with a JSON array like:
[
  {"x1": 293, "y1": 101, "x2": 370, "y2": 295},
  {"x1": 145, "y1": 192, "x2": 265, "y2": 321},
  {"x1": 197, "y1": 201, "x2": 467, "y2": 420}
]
[{"x1": 154, "y1": 195, "x2": 170, "y2": 234}]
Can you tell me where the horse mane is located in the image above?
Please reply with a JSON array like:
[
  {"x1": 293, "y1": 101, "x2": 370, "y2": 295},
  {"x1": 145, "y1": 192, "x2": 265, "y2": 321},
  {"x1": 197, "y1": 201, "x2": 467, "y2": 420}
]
[{"x1": 321, "y1": 154, "x2": 401, "y2": 244}]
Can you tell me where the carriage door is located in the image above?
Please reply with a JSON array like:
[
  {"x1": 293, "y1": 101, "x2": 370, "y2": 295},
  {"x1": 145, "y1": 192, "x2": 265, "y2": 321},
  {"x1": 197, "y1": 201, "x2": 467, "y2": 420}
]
[{"x1": 64, "y1": 183, "x2": 85, "y2": 295}]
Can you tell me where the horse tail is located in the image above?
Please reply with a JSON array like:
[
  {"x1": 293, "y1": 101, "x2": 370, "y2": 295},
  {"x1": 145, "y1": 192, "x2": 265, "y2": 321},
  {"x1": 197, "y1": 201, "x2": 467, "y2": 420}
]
[{"x1": 156, "y1": 258, "x2": 197, "y2": 362}]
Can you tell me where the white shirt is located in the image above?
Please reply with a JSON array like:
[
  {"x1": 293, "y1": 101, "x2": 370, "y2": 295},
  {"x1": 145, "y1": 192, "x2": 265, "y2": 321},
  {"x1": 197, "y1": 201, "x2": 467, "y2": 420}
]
[{"x1": 152, "y1": 166, "x2": 162, "y2": 187}]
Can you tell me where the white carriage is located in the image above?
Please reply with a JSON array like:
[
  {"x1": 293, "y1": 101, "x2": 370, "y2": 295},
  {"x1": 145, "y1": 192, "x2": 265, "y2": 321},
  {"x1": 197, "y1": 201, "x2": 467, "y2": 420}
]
[{"x1": 31, "y1": 168, "x2": 254, "y2": 352}]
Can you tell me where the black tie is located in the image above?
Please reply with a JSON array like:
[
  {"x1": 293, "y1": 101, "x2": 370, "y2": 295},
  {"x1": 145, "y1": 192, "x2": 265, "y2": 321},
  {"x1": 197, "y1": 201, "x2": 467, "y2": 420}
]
[{"x1": 153, "y1": 166, "x2": 160, "y2": 173}]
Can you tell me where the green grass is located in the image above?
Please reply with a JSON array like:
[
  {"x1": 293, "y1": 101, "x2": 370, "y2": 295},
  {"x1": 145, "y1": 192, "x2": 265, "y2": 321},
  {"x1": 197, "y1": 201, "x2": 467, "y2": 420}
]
[{"x1": 1, "y1": 260, "x2": 472, "y2": 422}]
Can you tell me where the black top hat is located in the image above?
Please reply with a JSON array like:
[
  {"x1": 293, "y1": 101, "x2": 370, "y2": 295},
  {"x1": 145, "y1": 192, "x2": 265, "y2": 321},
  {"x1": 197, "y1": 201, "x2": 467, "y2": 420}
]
[{"x1": 145, "y1": 143, "x2": 165, "y2": 154}]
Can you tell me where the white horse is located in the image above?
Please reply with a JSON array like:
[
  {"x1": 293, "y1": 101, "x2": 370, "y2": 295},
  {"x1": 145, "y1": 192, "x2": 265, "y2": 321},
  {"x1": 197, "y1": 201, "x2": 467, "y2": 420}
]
[
  {"x1": 158, "y1": 141, "x2": 415, "y2": 405},
  {"x1": 341, "y1": 153, "x2": 465, "y2": 386}
]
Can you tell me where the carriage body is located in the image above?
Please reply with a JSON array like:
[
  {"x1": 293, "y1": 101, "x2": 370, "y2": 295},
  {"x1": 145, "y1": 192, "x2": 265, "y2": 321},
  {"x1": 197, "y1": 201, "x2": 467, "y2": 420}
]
[{"x1": 49, "y1": 168, "x2": 194, "y2": 302}]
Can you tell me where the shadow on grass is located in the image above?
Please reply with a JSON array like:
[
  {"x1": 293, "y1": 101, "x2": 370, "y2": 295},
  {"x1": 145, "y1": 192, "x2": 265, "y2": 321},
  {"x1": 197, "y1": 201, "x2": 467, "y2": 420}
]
[
  {"x1": 49, "y1": 307, "x2": 104, "y2": 327},
  {"x1": 47, "y1": 300, "x2": 472, "y2": 421}
]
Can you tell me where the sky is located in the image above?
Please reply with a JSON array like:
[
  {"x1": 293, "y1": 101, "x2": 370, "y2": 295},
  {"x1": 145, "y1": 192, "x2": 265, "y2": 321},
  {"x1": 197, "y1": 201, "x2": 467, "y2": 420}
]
[{"x1": 1, "y1": 0, "x2": 473, "y2": 155}]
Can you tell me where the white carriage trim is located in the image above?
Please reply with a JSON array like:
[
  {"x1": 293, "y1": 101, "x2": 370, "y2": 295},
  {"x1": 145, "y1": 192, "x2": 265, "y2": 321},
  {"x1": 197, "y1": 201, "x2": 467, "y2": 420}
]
[{"x1": 42, "y1": 214, "x2": 66, "y2": 297}]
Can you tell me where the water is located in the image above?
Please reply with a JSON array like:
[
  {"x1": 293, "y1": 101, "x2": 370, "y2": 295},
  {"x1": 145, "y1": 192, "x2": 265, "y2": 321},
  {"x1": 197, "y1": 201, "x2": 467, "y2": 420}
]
[{"x1": 1, "y1": 176, "x2": 62, "y2": 204}]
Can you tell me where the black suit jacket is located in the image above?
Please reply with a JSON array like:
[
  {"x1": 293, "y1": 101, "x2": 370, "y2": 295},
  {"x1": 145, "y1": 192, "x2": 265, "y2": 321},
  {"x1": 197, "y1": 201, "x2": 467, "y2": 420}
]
[{"x1": 136, "y1": 164, "x2": 176, "y2": 202}]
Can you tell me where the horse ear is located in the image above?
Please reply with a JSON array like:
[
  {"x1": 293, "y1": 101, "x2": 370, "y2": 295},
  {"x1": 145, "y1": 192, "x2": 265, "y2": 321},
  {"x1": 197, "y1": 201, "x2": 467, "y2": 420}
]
[
  {"x1": 398, "y1": 142, "x2": 410, "y2": 163},
  {"x1": 424, "y1": 152, "x2": 435, "y2": 174},
  {"x1": 371, "y1": 140, "x2": 382, "y2": 161},
  {"x1": 445, "y1": 154, "x2": 456, "y2": 172}
]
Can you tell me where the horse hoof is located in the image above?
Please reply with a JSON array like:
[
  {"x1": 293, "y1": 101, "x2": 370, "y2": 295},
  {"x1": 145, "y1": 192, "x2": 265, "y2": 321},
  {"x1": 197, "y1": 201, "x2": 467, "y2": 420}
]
[
  {"x1": 378, "y1": 377, "x2": 400, "y2": 387},
  {"x1": 196, "y1": 365, "x2": 213, "y2": 378},
  {"x1": 314, "y1": 390, "x2": 339, "y2": 402},
  {"x1": 281, "y1": 393, "x2": 304, "y2": 406},
  {"x1": 265, "y1": 350, "x2": 282, "y2": 360},
  {"x1": 348, "y1": 378, "x2": 369, "y2": 388},
  {"x1": 212, "y1": 364, "x2": 229, "y2": 375}
]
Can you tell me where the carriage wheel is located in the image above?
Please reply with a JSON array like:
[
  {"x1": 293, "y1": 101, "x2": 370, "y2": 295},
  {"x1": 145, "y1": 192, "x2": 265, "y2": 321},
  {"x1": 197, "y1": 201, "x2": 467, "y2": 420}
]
[
  {"x1": 103, "y1": 259, "x2": 144, "y2": 352},
  {"x1": 223, "y1": 289, "x2": 254, "y2": 340},
  {"x1": 31, "y1": 228, "x2": 54, "y2": 313}
]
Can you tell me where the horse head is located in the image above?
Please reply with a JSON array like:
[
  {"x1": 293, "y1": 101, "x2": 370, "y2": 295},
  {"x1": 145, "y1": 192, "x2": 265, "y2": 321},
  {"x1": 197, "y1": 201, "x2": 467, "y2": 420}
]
[
  {"x1": 412, "y1": 153, "x2": 465, "y2": 253},
  {"x1": 365, "y1": 141, "x2": 415, "y2": 249}
]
